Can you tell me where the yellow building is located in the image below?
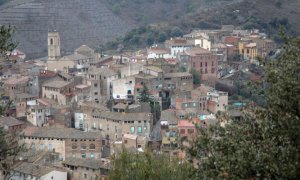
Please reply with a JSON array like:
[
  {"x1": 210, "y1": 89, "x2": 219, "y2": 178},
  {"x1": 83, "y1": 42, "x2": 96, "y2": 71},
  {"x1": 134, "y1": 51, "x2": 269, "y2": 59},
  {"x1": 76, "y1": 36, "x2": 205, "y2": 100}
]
[{"x1": 238, "y1": 42, "x2": 258, "y2": 64}]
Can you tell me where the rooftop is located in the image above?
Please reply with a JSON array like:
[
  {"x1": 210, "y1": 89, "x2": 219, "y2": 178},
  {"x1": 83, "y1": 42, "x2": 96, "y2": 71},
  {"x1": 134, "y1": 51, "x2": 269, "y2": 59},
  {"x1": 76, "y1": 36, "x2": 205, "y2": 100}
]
[
  {"x1": 178, "y1": 120, "x2": 198, "y2": 127},
  {"x1": 186, "y1": 47, "x2": 211, "y2": 56},
  {"x1": 4, "y1": 76, "x2": 29, "y2": 85},
  {"x1": 0, "y1": 116, "x2": 24, "y2": 127},
  {"x1": 164, "y1": 72, "x2": 192, "y2": 78},
  {"x1": 59, "y1": 53, "x2": 89, "y2": 61},
  {"x1": 75, "y1": 45, "x2": 94, "y2": 53},
  {"x1": 160, "y1": 109, "x2": 177, "y2": 125},
  {"x1": 22, "y1": 127, "x2": 101, "y2": 140},
  {"x1": 13, "y1": 162, "x2": 60, "y2": 177},
  {"x1": 144, "y1": 65, "x2": 163, "y2": 72},
  {"x1": 63, "y1": 158, "x2": 109, "y2": 170},
  {"x1": 113, "y1": 103, "x2": 128, "y2": 110},
  {"x1": 42, "y1": 80, "x2": 71, "y2": 89},
  {"x1": 93, "y1": 111, "x2": 152, "y2": 122}
]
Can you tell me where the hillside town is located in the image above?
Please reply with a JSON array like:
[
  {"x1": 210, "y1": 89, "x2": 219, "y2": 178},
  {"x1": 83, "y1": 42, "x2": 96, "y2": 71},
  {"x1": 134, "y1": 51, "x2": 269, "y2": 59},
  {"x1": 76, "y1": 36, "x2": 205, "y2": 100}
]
[{"x1": 0, "y1": 25, "x2": 278, "y2": 179}]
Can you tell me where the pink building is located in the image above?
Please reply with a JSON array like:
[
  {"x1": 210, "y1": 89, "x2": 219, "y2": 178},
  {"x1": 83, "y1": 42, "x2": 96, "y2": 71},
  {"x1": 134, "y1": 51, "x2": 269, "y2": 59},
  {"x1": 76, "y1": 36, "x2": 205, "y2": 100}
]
[
  {"x1": 186, "y1": 47, "x2": 218, "y2": 81},
  {"x1": 178, "y1": 119, "x2": 200, "y2": 139}
]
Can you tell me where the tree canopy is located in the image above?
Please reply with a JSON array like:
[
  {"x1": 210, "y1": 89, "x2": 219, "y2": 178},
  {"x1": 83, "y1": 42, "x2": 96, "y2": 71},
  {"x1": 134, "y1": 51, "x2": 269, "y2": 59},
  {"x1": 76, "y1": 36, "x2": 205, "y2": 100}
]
[
  {"x1": 0, "y1": 25, "x2": 17, "y2": 59},
  {"x1": 188, "y1": 35, "x2": 300, "y2": 179},
  {"x1": 109, "y1": 149, "x2": 192, "y2": 180}
]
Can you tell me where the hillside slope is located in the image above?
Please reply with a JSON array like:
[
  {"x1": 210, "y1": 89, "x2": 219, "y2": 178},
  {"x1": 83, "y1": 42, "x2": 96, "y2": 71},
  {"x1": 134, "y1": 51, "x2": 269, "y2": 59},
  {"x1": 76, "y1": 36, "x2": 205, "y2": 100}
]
[{"x1": 0, "y1": 0, "x2": 132, "y2": 58}]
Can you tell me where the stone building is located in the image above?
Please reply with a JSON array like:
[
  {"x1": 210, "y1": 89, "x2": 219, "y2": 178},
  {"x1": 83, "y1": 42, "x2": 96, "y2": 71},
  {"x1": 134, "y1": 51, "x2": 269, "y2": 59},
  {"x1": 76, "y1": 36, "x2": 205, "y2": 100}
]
[
  {"x1": 4, "y1": 76, "x2": 30, "y2": 101},
  {"x1": 42, "y1": 80, "x2": 74, "y2": 105},
  {"x1": 186, "y1": 47, "x2": 218, "y2": 82},
  {"x1": 21, "y1": 127, "x2": 102, "y2": 160},
  {"x1": 0, "y1": 116, "x2": 25, "y2": 132},
  {"x1": 8, "y1": 162, "x2": 67, "y2": 180},
  {"x1": 85, "y1": 66, "x2": 118, "y2": 103},
  {"x1": 26, "y1": 104, "x2": 51, "y2": 127},
  {"x1": 63, "y1": 158, "x2": 110, "y2": 180},
  {"x1": 89, "y1": 111, "x2": 153, "y2": 142},
  {"x1": 163, "y1": 72, "x2": 193, "y2": 95}
]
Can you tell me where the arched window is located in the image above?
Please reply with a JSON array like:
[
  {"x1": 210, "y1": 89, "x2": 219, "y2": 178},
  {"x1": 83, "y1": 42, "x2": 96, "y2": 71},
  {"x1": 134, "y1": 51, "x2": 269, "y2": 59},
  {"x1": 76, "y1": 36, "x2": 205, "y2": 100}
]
[
  {"x1": 50, "y1": 38, "x2": 53, "y2": 45},
  {"x1": 81, "y1": 144, "x2": 86, "y2": 150},
  {"x1": 89, "y1": 144, "x2": 95, "y2": 150},
  {"x1": 72, "y1": 143, "x2": 77, "y2": 149}
]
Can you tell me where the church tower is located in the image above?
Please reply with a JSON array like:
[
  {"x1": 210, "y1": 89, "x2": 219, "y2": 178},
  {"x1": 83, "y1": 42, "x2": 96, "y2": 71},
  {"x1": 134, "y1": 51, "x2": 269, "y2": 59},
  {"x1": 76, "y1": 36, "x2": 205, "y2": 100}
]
[{"x1": 48, "y1": 31, "x2": 60, "y2": 61}]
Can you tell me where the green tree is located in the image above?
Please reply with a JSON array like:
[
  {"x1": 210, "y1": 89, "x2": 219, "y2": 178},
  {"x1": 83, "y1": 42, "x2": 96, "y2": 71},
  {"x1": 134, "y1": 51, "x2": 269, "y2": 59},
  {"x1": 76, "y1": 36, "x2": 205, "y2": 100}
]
[
  {"x1": 137, "y1": 84, "x2": 152, "y2": 103},
  {"x1": 137, "y1": 84, "x2": 161, "y2": 122},
  {"x1": 190, "y1": 68, "x2": 201, "y2": 85},
  {"x1": 0, "y1": 25, "x2": 17, "y2": 60},
  {"x1": 179, "y1": 66, "x2": 187, "y2": 72},
  {"x1": 188, "y1": 35, "x2": 300, "y2": 179},
  {"x1": 0, "y1": 25, "x2": 23, "y2": 180},
  {"x1": 109, "y1": 149, "x2": 192, "y2": 180}
]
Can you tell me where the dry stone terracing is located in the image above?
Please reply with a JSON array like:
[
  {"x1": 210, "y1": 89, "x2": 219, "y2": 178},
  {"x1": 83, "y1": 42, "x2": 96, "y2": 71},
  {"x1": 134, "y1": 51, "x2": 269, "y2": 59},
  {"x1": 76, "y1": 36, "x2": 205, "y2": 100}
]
[{"x1": 0, "y1": 0, "x2": 133, "y2": 59}]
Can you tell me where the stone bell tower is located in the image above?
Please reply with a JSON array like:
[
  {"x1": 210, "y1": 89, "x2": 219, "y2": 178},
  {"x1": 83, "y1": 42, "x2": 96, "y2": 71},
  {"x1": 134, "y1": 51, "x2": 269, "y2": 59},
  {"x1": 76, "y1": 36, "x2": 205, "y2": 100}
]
[{"x1": 48, "y1": 31, "x2": 60, "y2": 61}]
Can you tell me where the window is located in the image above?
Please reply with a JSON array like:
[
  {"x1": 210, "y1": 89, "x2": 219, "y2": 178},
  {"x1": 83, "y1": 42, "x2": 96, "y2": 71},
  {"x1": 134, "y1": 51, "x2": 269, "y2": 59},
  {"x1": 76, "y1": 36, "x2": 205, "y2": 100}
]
[
  {"x1": 90, "y1": 152, "x2": 95, "y2": 159},
  {"x1": 94, "y1": 92, "x2": 98, "y2": 95},
  {"x1": 72, "y1": 143, "x2": 77, "y2": 149},
  {"x1": 84, "y1": 174, "x2": 87, "y2": 179},
  {"x1": 127, "y1": 90, "x2": 132, "y2": 94},
  {"x1": 89, "y1": 144, "x2": 95, "y2": 150},
  {"x1": 31, "y1": 143, "x2": 35, "y2": 151},
  {"x1": 138, "y1": 126, "x2": 142, "y2": 133},
  {"x1": 205, "y1": 62, "x2": 207, "y2": 67},
  {"x1": 180, "y1": 129, "x2": 185, "y2": 134},
  {"x1": 129, "y1": 81, "x2": 132, "y2": 84},
  {"x1": 211, "y1": 68, "x2": 215, "y2": 73},
  {"x1": 81, "y1": 144, "x2": 87, "y2": 150},
  {"x1": 193, "y1": 102, "x2": 196, "y2": 107},
  {"x1": 48, "y1": 144, "x2": 53, "y2": 152},
  {"x1": 200, "y1": 62, "x2": 202, "y2": 67},
  {"x1": 130, "y1": 126, "x2": 135, "y2": 134},
  {"x1": 82, "y1": 152, "x2": 86, "y2": 158},
  {"x1": 50, "y1": 38, "x2": 53, "y2": 45},
  {"x1": 94, "y1": 83, "x2": 97, "y2": 87},
  {"x1": 39, "y1": 144, "x2": 45, "y2": 151}
]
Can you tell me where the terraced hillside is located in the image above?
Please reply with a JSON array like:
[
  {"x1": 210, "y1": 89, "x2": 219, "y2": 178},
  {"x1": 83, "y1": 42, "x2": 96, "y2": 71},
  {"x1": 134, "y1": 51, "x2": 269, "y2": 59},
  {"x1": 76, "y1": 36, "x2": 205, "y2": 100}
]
[{"x1": 0, "y1": 0, "x2": 132, "y2": 58}]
